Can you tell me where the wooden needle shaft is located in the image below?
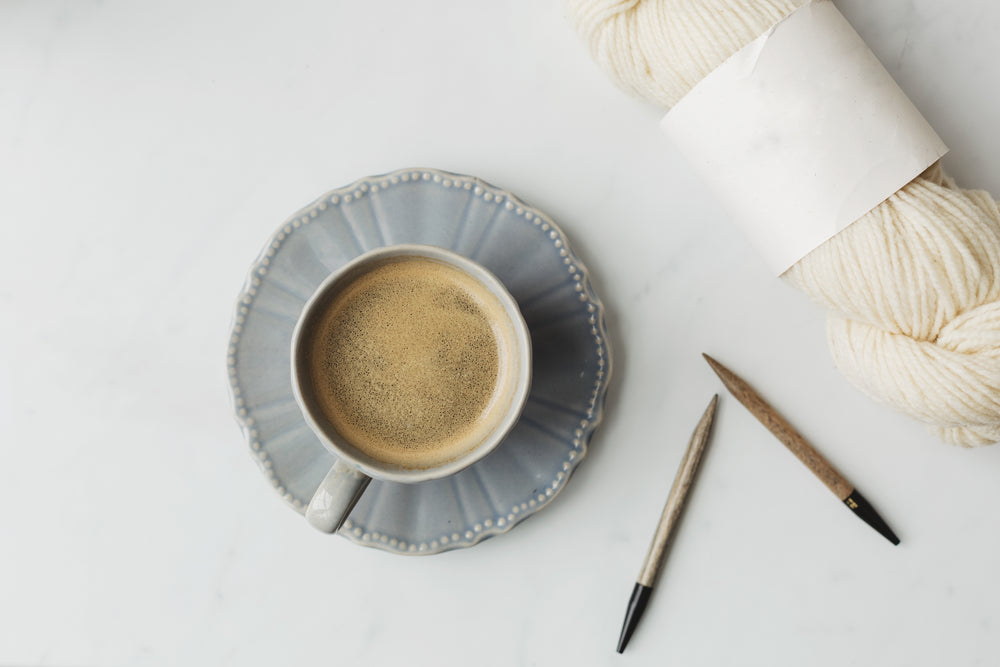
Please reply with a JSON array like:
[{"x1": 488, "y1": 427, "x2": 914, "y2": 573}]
[
  {"x1": 702, "y1": 353, "x2": 900, "y2": 546},
  {"x1": 637, "y1": 394, "x2": 719, "y2": 587},
  {"x1": 703, "y1": 354, "x2": 852, "y2": 500}
]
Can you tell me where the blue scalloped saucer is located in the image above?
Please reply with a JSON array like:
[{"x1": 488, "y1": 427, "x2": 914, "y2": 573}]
[{"x1": 227, "y1": 168, "x2": 611, "y2": 555}]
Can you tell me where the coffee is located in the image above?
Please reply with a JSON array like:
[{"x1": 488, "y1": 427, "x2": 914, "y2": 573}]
[{"x1": 305, "y1": 256, "x2": 509, "y2": 468}]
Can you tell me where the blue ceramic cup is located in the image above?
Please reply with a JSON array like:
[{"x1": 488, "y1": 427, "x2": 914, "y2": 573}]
[{"x1": 291, "y1": 245, "x2": 532, "y2": 533}]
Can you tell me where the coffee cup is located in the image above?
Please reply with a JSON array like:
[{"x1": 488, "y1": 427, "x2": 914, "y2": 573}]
[{"x1": 291, "y1": 244, "x2": 532, "y2": 533}]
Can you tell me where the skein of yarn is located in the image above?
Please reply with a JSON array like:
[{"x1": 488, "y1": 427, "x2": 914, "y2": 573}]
[{"x1": 565, "y1": 0, "x2": 1000, "y2": 447}]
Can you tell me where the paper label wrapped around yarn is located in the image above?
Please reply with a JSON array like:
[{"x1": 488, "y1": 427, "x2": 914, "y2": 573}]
[{"x1": 660, "y1": 0, "x2": 949, "y2": 276}]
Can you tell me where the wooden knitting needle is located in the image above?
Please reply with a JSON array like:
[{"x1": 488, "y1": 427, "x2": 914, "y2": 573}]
[
  {"x1": 616, "y1": 394, "x2": 719, "y2": 654},
  {"x1": 703, "y1": 354, "x2": 899, "y2": 546}
]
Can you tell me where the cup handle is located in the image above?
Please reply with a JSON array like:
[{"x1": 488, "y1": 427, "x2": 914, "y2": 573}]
[{"x1": 305, "y1": 458, "x2": 372, "y2": 533}]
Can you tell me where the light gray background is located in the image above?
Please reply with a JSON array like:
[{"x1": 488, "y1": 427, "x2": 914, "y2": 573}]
[{"x1": 2, "y1": 1, "x2": 999, "y2": 665}]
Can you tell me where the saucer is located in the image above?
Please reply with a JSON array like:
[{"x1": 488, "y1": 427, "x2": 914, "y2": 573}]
[{"x1": 227, "y1": 168, "x2": 611, "y2": 555}]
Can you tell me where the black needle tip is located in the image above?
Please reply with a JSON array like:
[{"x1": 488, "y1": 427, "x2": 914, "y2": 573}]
[
  {"x1": 616, "y1": 583, "x2": 653, "y2": 653},
  {"x1": 845, "y1": 490, "x2": 900, "y2": 545}
]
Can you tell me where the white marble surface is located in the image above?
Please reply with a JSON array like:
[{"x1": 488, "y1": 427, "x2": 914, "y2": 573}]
[{"x1": 2, "y1": 1, "x2": 999, "y2": 664}]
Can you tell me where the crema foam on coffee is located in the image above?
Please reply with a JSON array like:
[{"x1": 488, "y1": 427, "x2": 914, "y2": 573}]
[{"x1": 307, "y1": 257, "x2": 507, "y2": 468}]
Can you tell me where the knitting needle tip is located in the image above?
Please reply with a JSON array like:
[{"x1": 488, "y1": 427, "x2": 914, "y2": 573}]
[
  {"x1": 616, "y1": 583, "x2": 652, "y2": 653},
  {"x1": 844, "y1": 490, "x2": 901, "y2": 546}
]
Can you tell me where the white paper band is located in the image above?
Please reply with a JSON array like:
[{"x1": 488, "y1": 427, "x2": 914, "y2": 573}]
[{"x1": 661, "y1": 0, "x2": 948, "y2": 275}]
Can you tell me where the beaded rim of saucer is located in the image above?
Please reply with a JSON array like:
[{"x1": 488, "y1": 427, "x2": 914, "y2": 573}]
[{"x1": 226, "y1": 167, "x2": 612, "y2": 555}]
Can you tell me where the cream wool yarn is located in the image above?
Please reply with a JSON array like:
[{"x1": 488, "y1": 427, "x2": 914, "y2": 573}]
[{"x1": 565, "y1": 0, "x2": 1000, "y2": 447}]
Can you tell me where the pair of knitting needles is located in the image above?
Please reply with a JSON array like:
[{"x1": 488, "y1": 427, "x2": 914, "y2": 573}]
[{"x1": 616, "y1": 354, "x2": 899, "y2": 654}]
